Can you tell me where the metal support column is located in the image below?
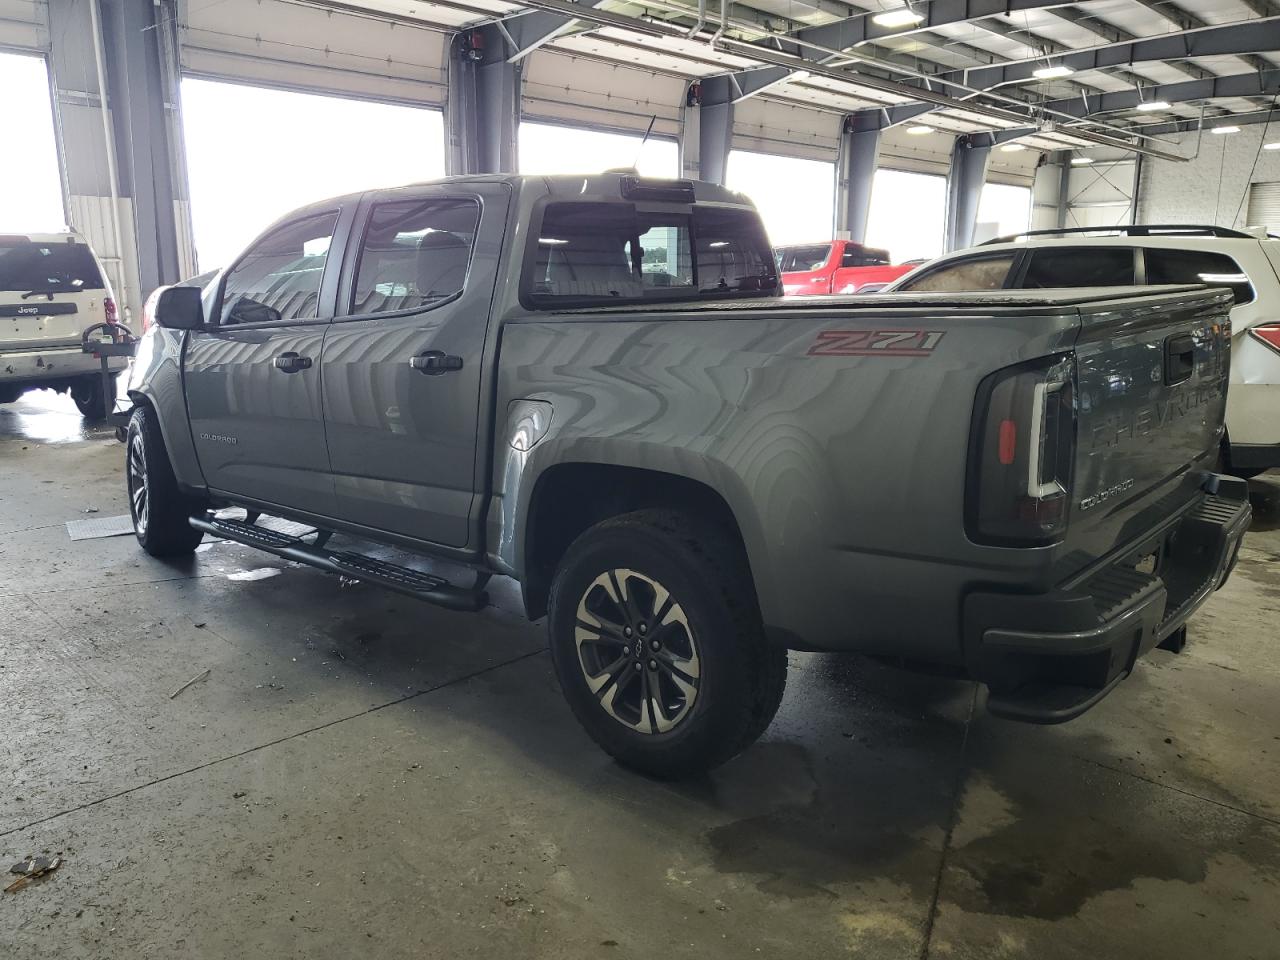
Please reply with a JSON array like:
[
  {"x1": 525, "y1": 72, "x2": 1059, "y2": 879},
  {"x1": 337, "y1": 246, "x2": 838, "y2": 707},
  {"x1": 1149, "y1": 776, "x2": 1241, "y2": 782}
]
[
  {"x1": 693, "y1": 76, "x2": 733, "y2": 185},
  {"x1": 46, "y1": 0, "x2": 192, "y2": 321},
  {"x1": 834, "y1": 114, "x2": 880, "y2": 243},
  {"x1": 944, "y1": 135, "x2": 991, "y2": 252},
  {"x1": 446, "y1": 26, "x2": 519, "y2": 175}
]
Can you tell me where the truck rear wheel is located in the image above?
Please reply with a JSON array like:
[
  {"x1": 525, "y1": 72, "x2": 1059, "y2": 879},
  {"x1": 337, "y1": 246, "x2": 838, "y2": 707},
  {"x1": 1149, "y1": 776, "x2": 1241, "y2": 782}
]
[
  {"x1": 126, "y1": 406, "x2": 204, "y2": 557},
  {"x1": 547, "y1": 509, "x2": 787, "y2": 779}
]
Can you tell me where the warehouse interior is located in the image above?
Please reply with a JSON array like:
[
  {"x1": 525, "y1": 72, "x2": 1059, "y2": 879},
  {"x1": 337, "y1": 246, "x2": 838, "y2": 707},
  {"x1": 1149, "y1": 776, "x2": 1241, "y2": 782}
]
[{"x1": 3, "y1": 0, "x2": 1280, "y2": 957}]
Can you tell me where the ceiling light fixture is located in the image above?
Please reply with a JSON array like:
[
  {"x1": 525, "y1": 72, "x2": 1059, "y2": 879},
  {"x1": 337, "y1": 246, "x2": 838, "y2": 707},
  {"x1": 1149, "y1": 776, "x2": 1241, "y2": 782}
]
[
  {"x1": 906, "y1": 124, "x2": 934, "y2": 135},
  {"x1": 1033, "y1": 65, "x2": 1074, "y2": 80},
  {"x1": 1070, "y1": 156, "x2": 1094, "y2": 165},
  {"x1": 1000, "y1": 143, "x2": 1027, "y2": 152},
  {"x1": 871, "y1": 6, "x2": 925, "y2": 28},
  {"x1": 1211, "y1": 125, "x2": 1241, "y2": 134},
  {"x1": 1135, "y1": 100, "x2": 1171, "y2": 112},
  {"x1": 1264, "y1": 142, "x2": 1280, "y2": 151}
]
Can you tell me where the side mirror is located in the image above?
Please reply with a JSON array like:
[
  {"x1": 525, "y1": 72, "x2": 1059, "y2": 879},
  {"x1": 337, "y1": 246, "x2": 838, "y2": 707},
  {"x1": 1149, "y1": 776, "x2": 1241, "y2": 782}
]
[{"x1": 154, "y1": 286, "x2": 205, "y2": 330}]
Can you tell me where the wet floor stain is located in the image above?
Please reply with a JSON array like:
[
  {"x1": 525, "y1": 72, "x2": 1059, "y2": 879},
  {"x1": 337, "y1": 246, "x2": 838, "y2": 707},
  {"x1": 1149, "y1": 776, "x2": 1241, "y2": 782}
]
[
  {"x1": 0, "y1": 390, "x2": 116, "y2": 444},
  {"x1": 701, "y1": 741, "x2": 953, "y2": 902}
]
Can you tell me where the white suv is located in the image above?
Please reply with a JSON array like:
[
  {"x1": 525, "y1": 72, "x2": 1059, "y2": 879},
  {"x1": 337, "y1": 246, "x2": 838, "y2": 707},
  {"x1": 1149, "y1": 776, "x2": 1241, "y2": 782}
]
[
  {"x1": 887, "y1": 226, "x2": 1280, "y2": 476},
  {"x1": 0, "y1": 232, "x2": 124, "y2": 419}
]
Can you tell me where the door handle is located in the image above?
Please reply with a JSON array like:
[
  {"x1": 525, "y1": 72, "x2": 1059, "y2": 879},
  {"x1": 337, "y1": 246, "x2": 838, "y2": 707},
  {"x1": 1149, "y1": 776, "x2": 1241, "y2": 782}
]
[
  {"x1": 273, "y1": 352, "x2": 312, "y2": 373},
  {"x1": 1164, "y1": 334, "x2": 1195, "y2": 385},
  {"x1": 409, "y1": 350, "x2": 464, "y2": 375}
]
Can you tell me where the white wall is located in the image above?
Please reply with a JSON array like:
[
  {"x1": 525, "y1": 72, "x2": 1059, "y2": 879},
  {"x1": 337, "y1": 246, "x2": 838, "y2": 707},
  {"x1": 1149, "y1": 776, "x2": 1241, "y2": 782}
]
[{"x1": 1138, "y1": 125, "x2": 1280, "y2": 230}]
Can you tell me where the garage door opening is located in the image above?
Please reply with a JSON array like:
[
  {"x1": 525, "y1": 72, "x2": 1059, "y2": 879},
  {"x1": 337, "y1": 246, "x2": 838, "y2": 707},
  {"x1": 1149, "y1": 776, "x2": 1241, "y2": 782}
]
[
  {"x1": 977, "y1": 182, "x2": 1032, "y2": 243},
  {"x1": 518, "y1": 121, "x2": 678, "y2": 178},
  {"x1": 0, "y1": 53, "x2": 65, "y2": 233},
  {"x1": 866, "y1": 169, "x2": 947, "y2": 263},
  {"x1": 727, "y1": 150, "x2": 835, "y2": 247},
  {"x1": 180, "y1": 78, "x2": 445, "y2": 272}
]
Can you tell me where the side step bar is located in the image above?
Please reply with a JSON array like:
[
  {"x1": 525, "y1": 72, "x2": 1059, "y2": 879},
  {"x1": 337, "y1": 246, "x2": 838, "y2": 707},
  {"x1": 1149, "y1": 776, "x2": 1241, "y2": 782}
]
[{"x1": 189, "y1": 514, "x2": 488, "y2": 612}]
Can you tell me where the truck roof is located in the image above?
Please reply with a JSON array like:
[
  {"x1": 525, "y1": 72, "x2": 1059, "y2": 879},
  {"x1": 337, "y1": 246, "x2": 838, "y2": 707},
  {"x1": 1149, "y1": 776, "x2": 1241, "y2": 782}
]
[{"x1": 286, "y1": 172, "x2": 756, "y2": 221}]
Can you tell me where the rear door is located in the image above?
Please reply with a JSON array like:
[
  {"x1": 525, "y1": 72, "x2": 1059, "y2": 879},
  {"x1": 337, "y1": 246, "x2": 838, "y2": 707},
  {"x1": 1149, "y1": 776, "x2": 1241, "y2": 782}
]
[
  {"x1": 0, "y1": 237, "x2": 107, "y2": 351},
  {"x1": 184, "y1": 208, "x2": 347, "y2": 517},
  {"x1": 321, "y1": 183, "x2": 508, "y2": 548}
]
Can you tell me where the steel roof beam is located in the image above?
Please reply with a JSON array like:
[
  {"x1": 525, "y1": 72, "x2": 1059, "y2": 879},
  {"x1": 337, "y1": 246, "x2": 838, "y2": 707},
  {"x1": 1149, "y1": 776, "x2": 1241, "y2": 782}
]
[
  {"x1": 1037, "y1": 69, "x2": 1280, "y2": 120},
  {"x1": 1130, "y1": 105, "x2": 1280, "y2": 136},
  {"x1": 961, "y1": 18, "x2": 1280, "y2": 89}
]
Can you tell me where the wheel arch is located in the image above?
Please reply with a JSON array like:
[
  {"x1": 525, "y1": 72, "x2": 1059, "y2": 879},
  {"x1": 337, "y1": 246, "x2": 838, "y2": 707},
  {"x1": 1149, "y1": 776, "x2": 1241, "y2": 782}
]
[{"x1": 518, "y1": 460, "x2": 764, "y2": 623}]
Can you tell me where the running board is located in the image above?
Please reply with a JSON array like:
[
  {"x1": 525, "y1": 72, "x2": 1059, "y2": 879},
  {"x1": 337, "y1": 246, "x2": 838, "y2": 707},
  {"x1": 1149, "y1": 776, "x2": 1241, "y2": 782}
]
[{"x1": 189, "y1": 514, "x2": 488, "y2": 612}]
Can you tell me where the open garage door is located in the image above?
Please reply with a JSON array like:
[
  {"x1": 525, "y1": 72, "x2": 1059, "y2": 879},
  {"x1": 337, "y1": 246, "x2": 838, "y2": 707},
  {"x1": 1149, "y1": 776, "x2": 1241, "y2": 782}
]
[
  {"x1": 180, "y1": 78, "x2": 445, "y2": 271},
  {"x1": 518, "y1": 121, "x2": 678, "y2": 178},
  {"x1": 180, "y1": 0, "x2": 446, "y2": 106},
  {"x1": 521, "y1": 50, "x2": 684, "y2": 140},
  {"x1": 727, "y1": 151, "x2": 835, "y2": 247},
  {"x1": 0, "y1": 53, "x2": 65, "y2": 234}
]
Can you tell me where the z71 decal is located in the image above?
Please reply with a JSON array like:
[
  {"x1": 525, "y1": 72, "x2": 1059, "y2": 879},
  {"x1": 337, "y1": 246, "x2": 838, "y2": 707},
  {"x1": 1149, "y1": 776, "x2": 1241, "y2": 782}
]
[{"x1": 807, "y1": 330, "x2": 945, "y2": 357}]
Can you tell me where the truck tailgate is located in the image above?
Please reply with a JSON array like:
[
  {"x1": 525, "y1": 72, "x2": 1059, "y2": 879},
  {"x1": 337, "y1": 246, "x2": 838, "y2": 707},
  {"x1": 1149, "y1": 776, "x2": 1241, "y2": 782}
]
[{"x1": 1067, "y1": 287, "x2": 1233, "y2": 559}]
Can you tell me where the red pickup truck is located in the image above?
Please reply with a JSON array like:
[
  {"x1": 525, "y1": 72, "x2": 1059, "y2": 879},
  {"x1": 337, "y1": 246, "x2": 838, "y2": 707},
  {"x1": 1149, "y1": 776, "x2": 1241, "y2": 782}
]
[{"x1": 775, "y1": 240, "x2": 916, "y2": 296}]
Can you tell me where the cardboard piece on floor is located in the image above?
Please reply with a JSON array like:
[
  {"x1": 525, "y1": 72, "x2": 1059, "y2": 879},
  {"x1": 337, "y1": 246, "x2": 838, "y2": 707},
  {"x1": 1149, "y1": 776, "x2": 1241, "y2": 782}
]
[{"x1": 65, "y1": 514, "x2": 134, "y2": 541}]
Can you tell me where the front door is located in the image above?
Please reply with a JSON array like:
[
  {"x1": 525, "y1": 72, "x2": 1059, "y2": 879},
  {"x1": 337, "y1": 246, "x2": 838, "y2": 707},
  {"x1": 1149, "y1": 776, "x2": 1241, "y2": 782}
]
[
  {"x1": 185, "y1": 209, "x2": 343, "y2": 517},
  {"x1": 321, "y1": 185, "x2": 507, "y2": 547}
]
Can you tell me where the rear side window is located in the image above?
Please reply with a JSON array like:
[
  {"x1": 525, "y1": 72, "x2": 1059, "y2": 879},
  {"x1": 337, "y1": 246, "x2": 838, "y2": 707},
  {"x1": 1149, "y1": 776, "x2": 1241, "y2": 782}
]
[
  {"x1": 351, "y1": 198, "x2": 479, "y2": 315},
  {"x1": 1145, "y1": 248, "x2": 1254, "y2": 305},
  {"x1": 840, "y1": 247, "x2": 890, "y2": 268},
  {"x1": 529, "y1": 202, "x2": 777, "y2": 306},
  {"x1": 776, "y1": 244, "x2": 831, "y2": 272},
  {"x1": 1022, "y1": 247, "x2": 1135, "y2": 288},
  {"x1": 220, "y1": 212, "x2": 337, "y2": 324},
  {"x1": 901, "y1": 255, "x2": 1015, "y2": 292},
  {"x1": 0, "y1": 240, "x2": 104, "y2": 293}
]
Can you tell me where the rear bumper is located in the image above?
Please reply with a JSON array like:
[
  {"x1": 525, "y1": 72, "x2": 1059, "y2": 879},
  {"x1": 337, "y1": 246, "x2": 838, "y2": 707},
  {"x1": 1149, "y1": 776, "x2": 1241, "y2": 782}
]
[
  {"x1": 0, "y1": 346, "x2": 128, "y2": 384},
  {"x1": 965, "y1": 476, "x2": 1251, "y2": 724}
]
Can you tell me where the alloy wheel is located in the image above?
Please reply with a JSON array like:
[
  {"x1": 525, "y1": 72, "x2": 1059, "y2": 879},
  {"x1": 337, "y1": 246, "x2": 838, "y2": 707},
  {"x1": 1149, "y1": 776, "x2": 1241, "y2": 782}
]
[
  {"x1": 128, "y1": 432, "x2": 149, "y2": 536},
  {"x1": 574, "y1": 568, "x2": 701, "y2": 734}
]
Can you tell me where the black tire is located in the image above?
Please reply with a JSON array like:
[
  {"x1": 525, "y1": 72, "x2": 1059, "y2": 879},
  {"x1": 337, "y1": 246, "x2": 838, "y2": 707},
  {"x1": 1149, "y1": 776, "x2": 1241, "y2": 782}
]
[
  {"x1": 71, "y1": 374, "x2": 115, "y2": 421},
  {"x1": 126, "y1": 406, "x2": 204, "y2": 557},
  {"x1": 548, "y1": 508, "x2": 787, "y2": 779}
]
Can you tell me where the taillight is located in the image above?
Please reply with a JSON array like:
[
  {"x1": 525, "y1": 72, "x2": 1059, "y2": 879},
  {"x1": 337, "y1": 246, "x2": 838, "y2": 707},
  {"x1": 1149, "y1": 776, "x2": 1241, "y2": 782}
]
[
  {"x1": 1250, "y1": 323, "x2": 1280, "y2": 354},
  {"x1": 968, "y1": 355, "x2": 1076, "y2": 545},
  {"x1": 104, "y1": 296, "x2": 118, "y2": 323}
]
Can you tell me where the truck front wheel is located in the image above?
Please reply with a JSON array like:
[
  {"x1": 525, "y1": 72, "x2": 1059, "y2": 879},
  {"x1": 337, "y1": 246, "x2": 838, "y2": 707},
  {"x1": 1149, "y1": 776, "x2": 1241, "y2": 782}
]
[
  {"x1": 126, "y1": 406, "x2": 205, "y2": 557},
  {"x1": 547, "y1": 509, "x2": 786, "y2": 779}
]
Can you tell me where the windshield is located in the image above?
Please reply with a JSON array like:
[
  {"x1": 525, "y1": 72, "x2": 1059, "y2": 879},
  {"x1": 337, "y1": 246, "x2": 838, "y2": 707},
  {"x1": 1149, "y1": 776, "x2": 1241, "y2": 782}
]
[
  {"x1": 0, "y1": 239, "x2": 104, "y2": 293},
  {"x1": 775, "y1": 244, "x2": 831, "y2": 273},
  {"x1": 528, "y1": 202, "x2": 778, "y2": 307}
]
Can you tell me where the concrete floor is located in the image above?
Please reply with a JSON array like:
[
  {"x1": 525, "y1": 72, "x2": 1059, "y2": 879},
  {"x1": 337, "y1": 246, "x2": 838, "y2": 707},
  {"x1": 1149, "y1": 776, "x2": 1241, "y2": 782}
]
[{"x1": 2, "y1": 389, "x2": 1279, "y2": 959}]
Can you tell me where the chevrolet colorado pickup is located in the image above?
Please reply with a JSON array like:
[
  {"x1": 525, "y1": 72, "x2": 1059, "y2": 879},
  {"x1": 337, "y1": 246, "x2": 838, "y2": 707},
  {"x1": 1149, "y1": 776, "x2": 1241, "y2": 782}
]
[{"x1": 122, "y1": 173, "x2": 1250, "y2": 778}]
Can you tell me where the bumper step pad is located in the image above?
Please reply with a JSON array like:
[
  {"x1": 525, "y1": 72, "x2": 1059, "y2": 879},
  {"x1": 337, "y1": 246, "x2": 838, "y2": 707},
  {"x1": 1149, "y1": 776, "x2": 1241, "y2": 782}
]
[{"x1": 190, "y1": 514, "x2": 488, "y2": 612}]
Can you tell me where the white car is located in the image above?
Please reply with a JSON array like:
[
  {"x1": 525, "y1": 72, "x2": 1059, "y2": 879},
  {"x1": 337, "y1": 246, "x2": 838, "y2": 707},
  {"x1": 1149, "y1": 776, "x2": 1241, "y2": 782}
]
[
  {"x1": 887, "y1": 226, "x2": 1280, "y2": 477},
  {"x1": 0, "y1": 231, "x2": 125, "y2": 420}
]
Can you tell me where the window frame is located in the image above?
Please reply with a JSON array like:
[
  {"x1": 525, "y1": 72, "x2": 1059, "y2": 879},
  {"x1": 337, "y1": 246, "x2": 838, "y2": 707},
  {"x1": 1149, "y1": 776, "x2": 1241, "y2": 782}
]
[
  {"x1": 211, "y1": 205, "x2": 350, "y2": 329},
  {"x1": 336, "y1": 192, "x2": 484, "y2": 323},
  {"x1": 518, "y1": 197, "x2": 779, "y2": 310}
]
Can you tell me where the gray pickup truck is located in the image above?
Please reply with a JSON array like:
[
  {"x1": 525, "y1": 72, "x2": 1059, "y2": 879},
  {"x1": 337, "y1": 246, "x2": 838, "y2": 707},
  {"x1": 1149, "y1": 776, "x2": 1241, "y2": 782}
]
[{"x1": 122, "y1": 173, "x2": 1250, "y2": 778}]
